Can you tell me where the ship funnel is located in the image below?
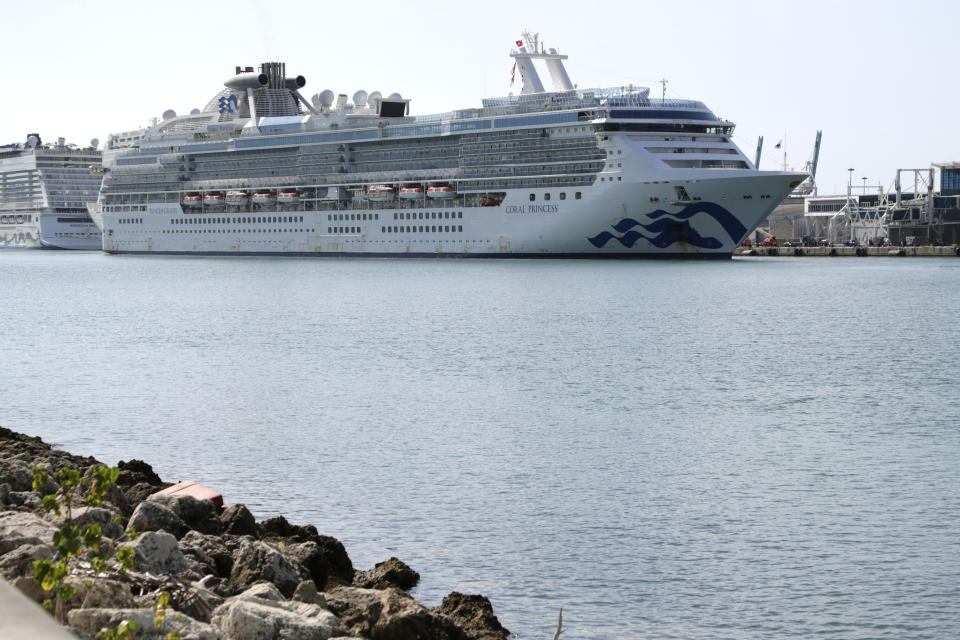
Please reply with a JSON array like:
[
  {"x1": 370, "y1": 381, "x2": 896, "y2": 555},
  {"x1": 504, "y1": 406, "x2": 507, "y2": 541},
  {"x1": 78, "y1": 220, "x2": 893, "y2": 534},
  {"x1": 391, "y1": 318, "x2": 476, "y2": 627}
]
[
  {"x1": 225, "y1": 72, "x2": 269, "y2": 89},
  {"x1": 284, "y1": 76, "x2": 307, "y2": 90}
]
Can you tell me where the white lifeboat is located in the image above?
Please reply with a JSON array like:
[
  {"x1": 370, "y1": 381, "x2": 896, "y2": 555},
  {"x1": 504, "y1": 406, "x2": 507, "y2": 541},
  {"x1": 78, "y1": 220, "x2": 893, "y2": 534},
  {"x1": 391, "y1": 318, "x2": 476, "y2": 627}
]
[
  {"x1": 182, "y1": 193, "x2": 202, "y2": 207},
  {"x1": 427, "y1": 185, "x2": 456, "y2": 199},
  {"x1": 277, "y1": 190, "x2": 301, "y2": 204},
  {"x1": 252, "y1": 192, "x2": 276, "y2": 206},
  {"x1": 399, "y1": 186, "x2": 425, "y2": 200},
  {"x1": 225, "y1": 190, "x2": 249, "y2": 207},
  {"x1": 204, "y1": 193, "x2": 225, "y2": 207},
  {"x1": 367, "y1": 185, "x2": 396, "y2": 202}
]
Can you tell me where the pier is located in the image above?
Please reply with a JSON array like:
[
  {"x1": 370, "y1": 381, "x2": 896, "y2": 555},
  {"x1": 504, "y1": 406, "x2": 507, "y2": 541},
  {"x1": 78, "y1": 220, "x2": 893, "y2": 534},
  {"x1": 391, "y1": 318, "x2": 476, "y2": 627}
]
[{"x1": 735, "y1": 245, "x2": 960, "y2": 257}]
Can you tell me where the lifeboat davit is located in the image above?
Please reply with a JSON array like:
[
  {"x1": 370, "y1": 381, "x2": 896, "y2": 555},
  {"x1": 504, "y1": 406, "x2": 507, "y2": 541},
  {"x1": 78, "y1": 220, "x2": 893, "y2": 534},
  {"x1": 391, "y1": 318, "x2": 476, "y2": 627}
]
[
  {"x1": 367, "y1": 184, "x2": 396, "y2": 202},
  {"x1": 252, "y1": 192, "x2": 276, "y2": 206},
  {"x1": 226, "y1": 190, "x2": 249, "y2": 207},
  {"x1": 427, "y1": 185, "x2": 456, "y2": 199},
  {"x1": 277, "y1": 190, "x2": 301, "y2": 204},
  {"x1": 182, "y1": 193, "x2": 202, "y2": 207},
  {"x1": 399, "y1": 186, "x2": 425, "y2": 200},
  {"x1": 204, "y1": 193, "x2": 225, "y2": 207}
]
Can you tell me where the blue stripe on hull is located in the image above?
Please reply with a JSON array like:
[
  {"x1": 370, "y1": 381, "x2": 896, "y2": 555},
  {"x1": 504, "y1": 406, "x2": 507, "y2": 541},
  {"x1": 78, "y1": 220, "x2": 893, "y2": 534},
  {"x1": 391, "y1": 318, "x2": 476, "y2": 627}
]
[{"x1": 105, "y1": 250, "x2": 732, "y2": 260}]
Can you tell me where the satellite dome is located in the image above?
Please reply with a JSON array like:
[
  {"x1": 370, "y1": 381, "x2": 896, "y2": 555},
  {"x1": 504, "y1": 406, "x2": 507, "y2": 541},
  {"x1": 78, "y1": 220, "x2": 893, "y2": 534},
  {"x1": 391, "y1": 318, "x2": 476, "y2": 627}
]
[
  {"x1": 352, "y1": 90, "x2": 368, "y2": 107},
  {"x1": 90, "y1": 138, "x2": 99, "y2": 149},
  {"x1": 190, "y1": 108, "x2": 201, "y2": 115},
  {"x1": 318, "y1": 89, "x2": 335, "y2": 107},
  {"x1": 162, "y1": 109, "x2": 177, "y2": 120},
  {"x1": 388, "y1": 92, "x2": 402, "y2": 101},
  {"x1": 368, "y1": 91, "x2": 382, "y2": 104},
  {"x1": 27, "y1": 135, "x2": 39, "y2": 148}
]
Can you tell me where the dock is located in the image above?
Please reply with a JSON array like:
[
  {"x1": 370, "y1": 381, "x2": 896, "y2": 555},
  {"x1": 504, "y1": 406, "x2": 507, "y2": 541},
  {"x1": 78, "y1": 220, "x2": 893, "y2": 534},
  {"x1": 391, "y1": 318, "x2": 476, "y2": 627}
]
[{"x1": 735, "y1": 245, "x2": 960, "y2": 258}]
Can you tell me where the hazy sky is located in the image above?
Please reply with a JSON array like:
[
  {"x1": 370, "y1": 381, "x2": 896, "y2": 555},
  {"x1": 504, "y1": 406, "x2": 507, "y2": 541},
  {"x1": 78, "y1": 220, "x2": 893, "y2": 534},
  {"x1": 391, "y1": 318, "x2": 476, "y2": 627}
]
[{"x1": 3, "y1": 0, "x2": 956, "y2": 195}]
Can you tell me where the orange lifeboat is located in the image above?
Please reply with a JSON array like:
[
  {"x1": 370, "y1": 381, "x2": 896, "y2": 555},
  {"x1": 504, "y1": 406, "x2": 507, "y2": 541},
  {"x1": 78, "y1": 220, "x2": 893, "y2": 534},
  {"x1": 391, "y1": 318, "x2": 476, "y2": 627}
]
[
  {"x1": 252, "y1": 192, "x2": 276, "y2": 206},
  {"x1": 427, "y1": 185, "x2": 456, "y2": 199},
  {"x1": 399, "y1": 186, "x2": 425, "y2": 200},
  {"x1": 368, "y1": 184, "x2": 396, "y2": 202},
  {"x1": 226, "y1": 190, "x2": 249, "y2": 206},
  {"x1": 182, "y1": 193, "x2": 202, "y2": 207},
  {"x1": 204, "y1": 193, "x2": 225, "y2": 207},
  {"x1": 277, "y1": 190, "x2": 301, "y2": 204}
]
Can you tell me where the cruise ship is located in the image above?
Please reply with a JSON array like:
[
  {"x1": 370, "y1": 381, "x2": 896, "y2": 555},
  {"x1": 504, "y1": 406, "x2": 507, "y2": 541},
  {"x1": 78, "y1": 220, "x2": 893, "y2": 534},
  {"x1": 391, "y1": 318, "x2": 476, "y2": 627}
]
[
  {"x1": 0, "y1": 135, "x2": 103, "y2": 249},
  {"x1": 93, "y1": 33, "x2": 804, "y2": 258}
]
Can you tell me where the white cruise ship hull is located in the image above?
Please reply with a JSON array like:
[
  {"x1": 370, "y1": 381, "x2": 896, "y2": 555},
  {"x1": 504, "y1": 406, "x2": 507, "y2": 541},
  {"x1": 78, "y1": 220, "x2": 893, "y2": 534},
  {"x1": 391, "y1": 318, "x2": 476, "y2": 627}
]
[
  {"x1": 0, "y1": 221, "x2": 42, "y2": 248},
  {"x1": 38, "y1": 212, "x2": 102, "y2": 250},
  {"x1": 100, "y1": 172, "x2": 799, "y2": 258}
]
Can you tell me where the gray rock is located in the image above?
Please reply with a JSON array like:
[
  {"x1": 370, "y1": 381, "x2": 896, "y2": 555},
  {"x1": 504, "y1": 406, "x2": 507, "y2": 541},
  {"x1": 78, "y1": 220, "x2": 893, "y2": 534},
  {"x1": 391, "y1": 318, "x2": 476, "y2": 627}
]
[
  {"x1": 0, "y1": 542, "x2": 55, "y2": 579},
  {"x1": 353, "y1": 557, "x2": 420, "y2": 591},
  {"x1": 219, "y1": 503, "x2": 257, "y2": 537},
  {"x1": 180, "y1": 531, "x2": 233, "y2": 578},
  {"x1": 0, "y1": 511, "x2": 59, "y2": 555},
  {"x1": 128, "y1": 498, "x2": 189, "y2": 538},
  {"x1": 120, "y1": 530, "x2": 189, "y2": 575},
  {"x1": 69, "y1": 506, "x2": 125, "y2": 540},
  {"x1": 8, "y1": 490, "x2": 42, "y2": 508},
  {"x1": 326, "y1": 586, "x2": 468, "y2": 640},
  {"x1": 293, "y1": 580, "x2": 327, "y2": 608},
  {"x1": 211, "y1": 594, "x2": 343, "y2": 640},
  {"x1": 235, "y1": 581, "x2": 285, "y2": 602},
  {"x1": 124, "y1": 481, "x2": 161, "y2": 509},
  {"x1": 149, "y1": 493, "x2": 221, "y2": 535},
  {"x1": 67, "y1": 607, "x2": 223, "y2": 640},
  {"x1": 62, "y1": 575, "x2": 136, "y2": 616},
  {"x1": 0, "y1": 458, "x2": 35, "y2": 491},
  {"x1": 229, "y1": 539, "x2": 303, "y2": 598},
  {"x1": 432, "y1": 592, "x2": 510, "y2": 640}
]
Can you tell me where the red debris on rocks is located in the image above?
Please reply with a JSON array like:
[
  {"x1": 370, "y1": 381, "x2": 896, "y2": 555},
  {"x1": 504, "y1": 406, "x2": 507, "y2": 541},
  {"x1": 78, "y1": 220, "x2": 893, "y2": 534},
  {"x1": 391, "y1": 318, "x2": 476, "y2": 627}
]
[{"x1": 153, "y1": 481, "x2": 223, "y2": 508}]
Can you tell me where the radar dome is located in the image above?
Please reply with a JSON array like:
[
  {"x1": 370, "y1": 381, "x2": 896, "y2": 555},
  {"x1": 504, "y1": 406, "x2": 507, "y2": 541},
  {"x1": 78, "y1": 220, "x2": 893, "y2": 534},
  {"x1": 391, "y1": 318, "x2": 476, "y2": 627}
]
[
  {"x1": 368, "y1": 91, "x2": 382, "y2": 104},
  {"x1": 318, "y1": 89, "x2": 335, "y2": 107},
  {"x1": 388, "y1": 92, "x2": 402, "y2": 101},
  {"x1": 352, "y1": 90, "x2": 368, "y2": 107},
  {"x1": 90, "y1": 138, "x2": 99, "y2": 149},
  {"x1": 27, "y1": 135, "x2": 39, "y2": 148},
  {"x1": 162, "y1": 109, "x2": 177, "y2": 120},
  {"x1": 190, "y1": 108, "x2": 200, "y2": 115}
]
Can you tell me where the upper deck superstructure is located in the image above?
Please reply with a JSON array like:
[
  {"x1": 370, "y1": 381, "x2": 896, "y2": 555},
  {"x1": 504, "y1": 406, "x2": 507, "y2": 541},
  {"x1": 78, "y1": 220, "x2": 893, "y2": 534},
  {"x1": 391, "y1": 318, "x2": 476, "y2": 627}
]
[
  {"x1": 95, "y1": 33, "x2": 804, "y2": 257},
  {"x1": 0, "y1": 134, "x2": 103, "y2": 249}
]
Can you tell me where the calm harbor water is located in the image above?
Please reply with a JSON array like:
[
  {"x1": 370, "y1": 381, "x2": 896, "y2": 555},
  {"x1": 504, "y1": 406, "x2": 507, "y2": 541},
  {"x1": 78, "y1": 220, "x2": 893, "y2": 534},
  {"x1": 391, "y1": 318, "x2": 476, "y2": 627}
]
[{"x1": 2, "y1": 251, "x2": 959, "y2": 639}]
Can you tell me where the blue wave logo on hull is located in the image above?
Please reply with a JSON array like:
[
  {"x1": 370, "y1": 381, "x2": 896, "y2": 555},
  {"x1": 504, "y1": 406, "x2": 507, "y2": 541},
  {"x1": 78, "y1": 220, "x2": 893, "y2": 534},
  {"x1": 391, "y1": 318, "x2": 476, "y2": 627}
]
[{"x1": 588, "y1": 202, "x2": 747, "y2": 250}]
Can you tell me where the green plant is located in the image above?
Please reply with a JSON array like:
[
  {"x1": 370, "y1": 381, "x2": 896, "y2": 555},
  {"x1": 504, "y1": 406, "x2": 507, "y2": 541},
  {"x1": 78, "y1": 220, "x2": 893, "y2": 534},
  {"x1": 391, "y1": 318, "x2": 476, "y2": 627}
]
[
  {"x1": 31, "y1": 464, "x2": 124, "y2": 623},
  {"x1": 95, "y1": 619, "x2": 139, "y2": 640},
  {"x1": 153, "y1": 590, "x2": 182, "y2": 640}
]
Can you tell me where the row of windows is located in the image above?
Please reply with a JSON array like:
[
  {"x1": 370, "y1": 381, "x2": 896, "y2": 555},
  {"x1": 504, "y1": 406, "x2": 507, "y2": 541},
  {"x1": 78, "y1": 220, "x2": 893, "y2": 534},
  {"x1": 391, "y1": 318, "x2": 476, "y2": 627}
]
[
  {"x1": 327, "y1": 213, "x2": 380, "y2": 221},
  {"x1": 394, "y1": 211, "x2": 462, "y2": 220},
  {"x1": 171, "y1": 216, "x2": 304, "y2": 225},
  {"x1": 162, "y1": 228, "x2": 309, "y2": 234},
  {"x1": 381, "y1": 225, "x2": 463, "y2": 233},
  {"x1": 530, "y1": 192, "x2": 582, "y2": 201}
]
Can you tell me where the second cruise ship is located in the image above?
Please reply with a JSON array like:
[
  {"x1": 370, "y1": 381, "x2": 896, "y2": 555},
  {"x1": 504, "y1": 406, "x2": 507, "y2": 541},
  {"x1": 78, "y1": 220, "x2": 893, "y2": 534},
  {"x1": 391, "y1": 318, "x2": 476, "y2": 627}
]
[
  {"x1": 1, "y1": 135, "x2": 103, "y2": 249},
  {"x1": 93, "y1": 32, "x2": 804, "y2": 258}
]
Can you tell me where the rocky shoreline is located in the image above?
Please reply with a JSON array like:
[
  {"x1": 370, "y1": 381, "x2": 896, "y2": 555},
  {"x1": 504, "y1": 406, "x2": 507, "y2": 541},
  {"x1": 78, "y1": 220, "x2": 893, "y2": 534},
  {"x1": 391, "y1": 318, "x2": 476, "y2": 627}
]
[{"x1": 0, "y1": 427, "x2": 510, "y2": 640}]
